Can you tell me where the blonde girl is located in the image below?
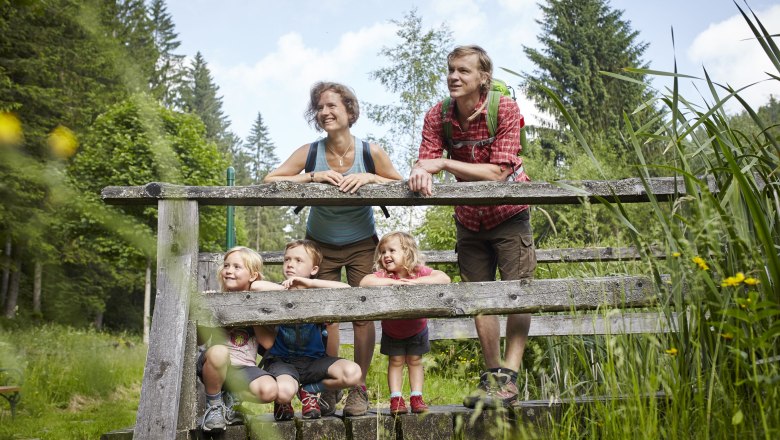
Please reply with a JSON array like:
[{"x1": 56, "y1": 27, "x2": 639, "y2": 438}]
[
  {"x1": 359, "y1": 232, "x2": 450, "y2": 414},
  {"x1": 197, "y1": 246, "x2": 281, "y2": 432}
]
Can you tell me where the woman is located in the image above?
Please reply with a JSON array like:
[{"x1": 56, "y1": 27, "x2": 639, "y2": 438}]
[{"x1": 264, "y1": 81, "x2": 402, "y2": 416}]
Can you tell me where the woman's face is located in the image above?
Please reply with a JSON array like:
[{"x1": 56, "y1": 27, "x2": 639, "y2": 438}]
[{"x1": 316, "y1": 90, "x2": 351, "y2": 131}]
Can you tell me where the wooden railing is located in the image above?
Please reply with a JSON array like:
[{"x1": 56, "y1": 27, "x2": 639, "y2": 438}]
[{"x1": 101, "y1": 178, "x2": 697, "y2": 440}]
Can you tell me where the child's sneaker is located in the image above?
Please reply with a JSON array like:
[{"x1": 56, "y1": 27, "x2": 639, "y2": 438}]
[
  {"x1": 410, "y1": 395, "x2": 429, "y2": 413},
  {"x1": 343, "y1": 386, "x2": 369, "y2": 416},
  {"x1": 223, "y1": 391, "x2": 243, "y2": 425},
  {"x1": 319, "y1": 389, "x2": 342, "y2": 417},
  {"x1": 298, "y1": 388, "x2": 322, "y2": 419},
  {"x1": 389, "y1": 396, "x2": 408, "y2": 415},
  {"x1": 273, "y1": 401, "x2": 295, "y2": 421},
  {"x1": 200, "y1": 401, "x2": 227, "y2": 432}
]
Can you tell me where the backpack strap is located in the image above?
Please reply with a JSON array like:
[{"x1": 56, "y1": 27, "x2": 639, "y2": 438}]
[
  {"x1": 441, "y1": 97, "x2": 454, "y2": 158},
  {"x1": 294, "y1": 140, "x2": 390, "y2": 218},
  {"x1": 293, "y1": 141, "x2": 319, "y2": 214},
  {"x1": 486, "y1": 90, "x2": 501, "y2": 138},
  {"x1": 361, "y1": 140, "x2": 390, "y2": 218}
]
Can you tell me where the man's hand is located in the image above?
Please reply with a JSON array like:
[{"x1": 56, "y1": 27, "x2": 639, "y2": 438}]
[{"x1": 408, "y1": 159, "x2": 445, "y2": 197}]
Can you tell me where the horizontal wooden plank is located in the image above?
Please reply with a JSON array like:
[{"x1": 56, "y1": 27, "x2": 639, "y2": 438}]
[
  {"x1": 102, "y1": 177, "x2": 717, "y2": 206},
  {"x1": 197, "y1": 247, "x2": 665, "y2": 292},
  {"x1": 193, "y1": 276, "x2": 665, "y2": 326},
  {"x1": 332, "y1": 311, "x2": 680, "y2": 343}
]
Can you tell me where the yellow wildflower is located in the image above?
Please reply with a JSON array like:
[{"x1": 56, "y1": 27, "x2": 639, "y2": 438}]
[
  {"x1": 744, "y1": 277, "x2": 760, "y2": 286},
  {"x1": 0, "y1": 112, "x2": 23, "y2": 146},
  {"x1": 721, "y1": 272, "x2": 745, "y2": 287},
  {"x1": 665, "y1": 347, "x2": 678, "y2": 356},
  {"x1": 672, "y1": 252, "x2": 681, "y2": 258},
  {"x1": 48, "y1": 125, "x2": 78, "y2": 159},
  {"x1": 692, "y1": 256, "x2": 709, "y2": 271},
  {"x1": 720, "y1": 332, "x2": 734, "y2": 340}
]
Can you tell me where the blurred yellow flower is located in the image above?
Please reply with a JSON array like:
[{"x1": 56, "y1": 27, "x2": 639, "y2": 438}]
[
  {"x1": 744, "y1": 277, "x2": 760, "y2": 286},
  {"x1": 0, "y1": 112, "x2": 23, "y2": 146},
  {"x1": 720, "y1": 332, "x2": 734, "y2": 340},
  {"x1": 671, "y1": 252, "x2": 681, "y2": 258},
  {"x1": 665, "y1": 347, "x2": 678, "y2": 356},
  {"x1": 48, "y1": 125, "x2": 78, "y2": 158},
  {"x1": 692, "y1": 256, "x2": 709, "y2": 271},
  {"x1": 721, "y1": 272, "x2": 745, "y2": 287}
]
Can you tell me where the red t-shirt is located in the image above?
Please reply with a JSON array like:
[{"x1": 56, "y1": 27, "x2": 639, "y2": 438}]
[
  {"x1": 418, "y1": 93, "x2": 530, "y2": 231},
  {"x1": 379, "y1": 265, "x2": 432, "y2": 339}
]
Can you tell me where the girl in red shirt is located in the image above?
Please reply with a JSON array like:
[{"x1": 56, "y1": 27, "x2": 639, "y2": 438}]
[{"x1": 360, "y1": 232, "x2": 450, "y2": 414}]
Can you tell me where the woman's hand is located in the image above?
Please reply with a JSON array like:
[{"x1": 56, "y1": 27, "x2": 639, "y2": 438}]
[
  {"x1": 338, "y1": 172, "x2": 374, "y2": 193},
  {"x1": 312, "y1": 170, "x2": 345, "y2": 186}
]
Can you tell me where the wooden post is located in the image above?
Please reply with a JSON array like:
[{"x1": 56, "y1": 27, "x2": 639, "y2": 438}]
[{"x1": 134, "y1": 200, "x2": 199, "y2": 440}]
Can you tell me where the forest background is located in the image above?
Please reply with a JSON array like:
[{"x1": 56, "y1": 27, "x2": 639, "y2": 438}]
[{"x1": 0, "y1": 0, "x2": 778, "y2": 438}]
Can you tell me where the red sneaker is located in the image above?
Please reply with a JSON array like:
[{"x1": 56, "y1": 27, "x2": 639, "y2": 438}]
[
  {"x1": 410, "y1": 395, "x2": 429, "y2": 413},
  {"x1": 298, "y1": 388, "x2": 322, "y2": 419},
  {"x1": 273, "y1": 401, "x2": 294, "y2": 421},
  {"x1": 389, "y1": 396, "x2": 408, "y2": 415}
]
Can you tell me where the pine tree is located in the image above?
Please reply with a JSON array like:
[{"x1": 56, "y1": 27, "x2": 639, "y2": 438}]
[
  {"x1": 149, "y1": 0, "x2": 184, "y2": 108},
  {"x1": 179, "y1": 52, "x2": 238, "y2": 156},
  {"x1": 523, "y1": 0, "x2": 657, "y2": 170}
]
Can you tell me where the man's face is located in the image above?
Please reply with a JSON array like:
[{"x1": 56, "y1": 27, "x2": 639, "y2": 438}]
[
  {"x1": 447, "y1": 54, "x2": 485, "y2": 100},
  {"x1": 283, "y1": 245, "x2": 318, "y2": 279}
]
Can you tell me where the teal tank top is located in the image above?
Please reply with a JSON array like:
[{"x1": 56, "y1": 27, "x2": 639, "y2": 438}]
[{"x1": 306, "y1": 137, "x2": 376, "y2": 245}]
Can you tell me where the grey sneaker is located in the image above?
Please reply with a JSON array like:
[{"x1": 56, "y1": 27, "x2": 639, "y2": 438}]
[
  {"x1": 223, "y1": 391, "x2": 243, "y2": 425},
  {"x1": 320, "y1": 389, "x2": 343, "y2": 417},
  {"x1": 200, "y1": 401, "x2": 227, "y2": 432},
  {"x1": 343, "y1": 386, "x2": 369, "y2": 417},
  {"x1": 463, "y1": 370, "x2": 518, "y2": 409}
]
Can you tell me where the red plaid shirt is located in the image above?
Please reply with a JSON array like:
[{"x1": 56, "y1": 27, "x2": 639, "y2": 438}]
[{"x1": 418, "y1": 93, "x2": 530, "y2": 231}]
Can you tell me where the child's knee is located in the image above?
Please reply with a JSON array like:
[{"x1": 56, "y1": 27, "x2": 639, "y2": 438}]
[
  {"x1": 341, "y1": 361, "x2": 362, "y2": 385},
  {"x1": 405, "y1": 355, "x2": 423, "y2": 367},
  {"x1": 388, "y1": 355, "x2": 405, "y2": 367},
  {"x1": 205, "y1": 345, "x2": 230, "y2": 367},
  {"x1": 250, "y1": 376, "x2": 278, "y2": 403},
  {"x1": 276, "y1": 376, "x2": 298, "y2": 403}
]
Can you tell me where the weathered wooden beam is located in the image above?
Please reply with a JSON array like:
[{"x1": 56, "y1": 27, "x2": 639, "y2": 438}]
[
  {"x1": 101, "y1": 177, "x2": 717, "y2": 206},
  {"x1": 330, "y1": 311, "x2": 680, "y2": 343},
  {"x1": 135, "y1": 200, "x2": 199, "y2": 440},
  {"x1": 195, "y1": 276, "x2": 664, "y2": 327}
]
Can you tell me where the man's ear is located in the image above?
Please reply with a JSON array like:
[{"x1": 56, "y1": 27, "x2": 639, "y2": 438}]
[{"x1": 310, "y1": 265, "x2": 320, "y2": 277}]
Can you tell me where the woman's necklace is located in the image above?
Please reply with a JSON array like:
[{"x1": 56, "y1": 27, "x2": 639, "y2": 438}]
[{"x1": 326, "y1": 137, "x2": 353, "y2": 166}]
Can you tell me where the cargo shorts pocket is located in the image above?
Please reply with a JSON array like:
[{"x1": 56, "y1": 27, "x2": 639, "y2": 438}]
[{"x1": 518, "y1": 233, "x2": 537, "y2": 279}]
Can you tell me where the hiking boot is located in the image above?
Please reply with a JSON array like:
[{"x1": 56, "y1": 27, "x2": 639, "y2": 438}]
[
  {"x1": 298, "y1": 388, "x2": 322, "y2": 419},
  {"x1": 389, "y1": 396, "x2": 407, "y2": 415},
  {"x1": 463, "y1": 370, "x2": 518, "y2": 409},
  {"x1": 223, "y1": 391, "x2": 243, "y2": 425},
  {"x1": 320, "y1": 389, "x2": 342, "y2": 417},
  {"x1": 274, "y1": 401, "x2": 295, "y2": 421},
  {"x1": 200, "y1": 401, "x2": 227, "y2": 432},
  {"x1": 410, "y1": 395, "x2": 429, "y2": 414},
  {"x1": 343, "y1": 386, "x2": 369, "y2": 416}
]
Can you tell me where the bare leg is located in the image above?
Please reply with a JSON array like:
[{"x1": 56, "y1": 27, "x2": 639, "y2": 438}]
[
  {"x1": 352, "y1": 321, "x2": 375, "y2": 385},
  {"x1": 387, "y1": 355, "x2": 405, "y2": 394},
  {"x1": 202, "y1": 345, "x2": 229, "y2": 395},
  {"x1": 322, "y1": 359, "x2": 362, "y2": 389},
  {"x1": 248, "y1": 375, "x2": 278, "y2": 403},
  {"x1": 504, "y1": 313, "x2": 531, "y2": 371},
  {"x1": 474, "y1": 314, "x2": 501, "y2": 369},
  {"x1": 275, "y1": 375, "x2": 298, "y2": 404},
  {"x1": 406, "y1": 355, "x2": 424, "y2": 392}
]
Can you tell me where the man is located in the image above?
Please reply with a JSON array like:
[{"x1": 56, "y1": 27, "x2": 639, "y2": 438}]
[{"x1": 408, "y1": 45, "x2": 537, "y2": 408}]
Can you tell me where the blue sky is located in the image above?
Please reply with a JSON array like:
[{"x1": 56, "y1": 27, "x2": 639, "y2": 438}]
[{"x1": 166, "y1": 0, "x2": 780, "y2": 162}]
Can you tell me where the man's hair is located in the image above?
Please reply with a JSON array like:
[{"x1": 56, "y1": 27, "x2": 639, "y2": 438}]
[
  {"x1": 373, "y1": 231, "x2": 425, "y2": 275},
  {"x1": 218, "y1": 246, "x2": 264, "y2": 291},
  {"x1": 447, "y1": 45, "x2": 493, "y2": 93},
  {"x1": 304, "y1": 82, "x2": 360, "y2": 131},
  {"x1": 285, "y1": 239, "x2": 324, "y2": 268}
]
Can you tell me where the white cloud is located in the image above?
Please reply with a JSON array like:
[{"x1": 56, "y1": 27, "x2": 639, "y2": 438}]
[
  {"x1": 431, "y1": 0, "x2": 487, "y2": 35},
  {"x1": 209, "y1": 22, "x2": 398, "y2": 156},
  {"x1": 687, "y1": 5, "x2": 780, "y2": 112}
]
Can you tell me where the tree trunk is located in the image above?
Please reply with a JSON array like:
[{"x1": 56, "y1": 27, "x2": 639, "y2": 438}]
[
  {"x1": 1, "y1": 237, "x2": 11, "y2": 307},
  {"x1": 143, "y1": 256, "x2": 152, "y2": 344},
  {"x1": 32, "y1": 261, "x2": 42, "y2": 314},
  {"x1": 3, "y1": 258, "x2": 21, "y2": 319},
  {"x1": 94, "y1": 310, "x2": 103, "y2": 330}
]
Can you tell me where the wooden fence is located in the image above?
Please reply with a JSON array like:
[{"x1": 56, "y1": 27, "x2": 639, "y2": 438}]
[{"x1": 100, "y1": 178, "x2": 697, "y2": 440}]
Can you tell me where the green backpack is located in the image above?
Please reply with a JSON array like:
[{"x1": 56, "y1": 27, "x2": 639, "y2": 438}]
[{"x1": 440, "y1": 78, "x2": 525, "y2": 157}]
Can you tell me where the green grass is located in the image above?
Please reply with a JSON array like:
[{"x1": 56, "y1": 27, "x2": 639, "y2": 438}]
[{"x1": 0, "y1": 324, "x2": 145, "y2": 440}]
